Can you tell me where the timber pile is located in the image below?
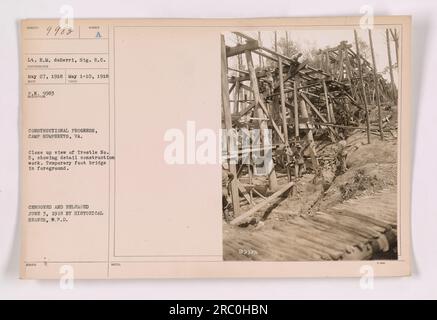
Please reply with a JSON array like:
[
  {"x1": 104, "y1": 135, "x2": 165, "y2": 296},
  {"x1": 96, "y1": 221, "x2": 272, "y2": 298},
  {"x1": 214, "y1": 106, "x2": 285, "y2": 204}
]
[{"x1": 223, "y1": 190, "x2": 397, "y2": 261}]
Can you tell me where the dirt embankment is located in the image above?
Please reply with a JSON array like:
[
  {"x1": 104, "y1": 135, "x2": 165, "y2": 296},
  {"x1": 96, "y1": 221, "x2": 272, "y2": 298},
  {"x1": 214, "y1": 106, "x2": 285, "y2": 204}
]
[{"x1": 316, "y1": 132, "x2": 397, "y2": 212}]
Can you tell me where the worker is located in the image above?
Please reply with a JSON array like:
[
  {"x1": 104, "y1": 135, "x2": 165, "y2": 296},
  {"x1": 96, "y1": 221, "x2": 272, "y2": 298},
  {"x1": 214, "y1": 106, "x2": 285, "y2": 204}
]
[
  {"x1": 335, "y1": 140, "x2": 348, "y2": 174},
  {"x1": 294, "y1": 143, "x2": 306, "y2": 177},
  {"x1": 222, "y1": 164, "x2": 235, "y2": 221}
]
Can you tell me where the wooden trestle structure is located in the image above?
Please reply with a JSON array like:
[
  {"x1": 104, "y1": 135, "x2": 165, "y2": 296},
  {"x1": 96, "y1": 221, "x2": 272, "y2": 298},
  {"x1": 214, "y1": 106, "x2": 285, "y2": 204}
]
[{"x1": 221, "y1": 30, "x2": 398, "y2": 225}]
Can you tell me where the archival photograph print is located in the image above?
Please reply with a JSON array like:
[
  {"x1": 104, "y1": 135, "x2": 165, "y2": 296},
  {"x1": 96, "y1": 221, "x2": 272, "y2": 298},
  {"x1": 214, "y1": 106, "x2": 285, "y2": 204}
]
[{"x1": 221, "y1": 27, "x2": 400, "y2": 261}]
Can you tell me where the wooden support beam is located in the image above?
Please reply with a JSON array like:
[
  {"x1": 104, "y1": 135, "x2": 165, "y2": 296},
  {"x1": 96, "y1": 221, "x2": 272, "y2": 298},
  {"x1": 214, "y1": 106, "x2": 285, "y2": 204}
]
[
  {"x1": 258, "y1": 96, "x2": 285, "y2": 143},
  {"x1": 389, "y1": 29, "x2": 399, "y2": 68},
  {"x1": 368, "y1": 29, "x2": 384, "y2": 141},
  {"x1": 236, "y1": 181, "x2": 252, "y2": 204},
  {"x1": 245, "y1": 49, "x2": 278, "y2": 191},
  {"x1": 228, "y1": 67, "x2": 249, "y2": 75},
  {"x1": 233, "y1": 80, "x2": 240, "y2": 113},
  {"x1": 230, "y1": 182, "x2": 294, "y2": 225},
  {"x1": 322, "y1": 80, "x2": 332, "y2": 123},
  {"x1": 228, "y1": 83, "x2": 235, "y2": 94},
  {"x1": 322, "y1": 80, "x2": 338, "y2": 141},
  {"x1": 226, "y1": 40, "x2": 259, "y2": 57},
  {"x1": 233, "y1": 54, "x2": 285, "y2": 142},
  {"x1": 344, "y1": 53, "x2": 357, "y2": 99},
  {"x1": 314, "y1": 122, "x2": 368, "y2": 130},
  {"x1": 273, "y1": 60, "x2": 308, "y2": 90},
  {"x1": 337, "y1": 43, "x2": 344, "y2": 81},
  {"x1": 300, "y1": 92, "x2": 337, "y2": 141},
  {"x1": 253, "y1": 50, "x2": 283, "y2": 65},
  {"x1": 354, "y1": 29, "x2": 371, "y2": 145},
  {"x1": 229, "y1": 70, "x2": 266, "y2": 84},
  {"x1": 325, "y1": 51, "x2": 329, "y2": 73},
  {"x1": 299, "y1": 98, "x2": 319, "y2": 170},
  {"x1": 257, "y1": 31, "x2": 263, "y2": 66},
  {"x1": 386, "y1": 28, "x2": 397, "y2": 104},
  {"x1": 285, "y1": 31, "x2": 289, "y2": 48},
  {"x1": 278, "y1": 57, "x2": 292, "y2": 182},
  {"x1": 274, "y1": 31, "x2": 278, "y2": 52},
  {"x1": 329, "y1": 102, "x2": 336, "y2": 124},
  {"x1": 239, "y1": 83, "x2": 253, "y2": 92},
  {"x1": 221, "y1": 35, "x2": 240, "y2": 215},
  {"x1": 232, "y1": 102, "x2": 256, "y2": 122},
  {"x1": 233, "y1": 32, "x2": 295, "y2": 63},
  {"x1": 293, "y1": 79, "x2": 300, "y2": 178}
]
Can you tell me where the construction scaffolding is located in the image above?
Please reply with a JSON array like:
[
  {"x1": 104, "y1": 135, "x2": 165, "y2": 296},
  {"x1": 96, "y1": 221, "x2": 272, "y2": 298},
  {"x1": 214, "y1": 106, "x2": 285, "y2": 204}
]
[{"x1": 221, "y1": 30, "x2": 398, "y2": 226}]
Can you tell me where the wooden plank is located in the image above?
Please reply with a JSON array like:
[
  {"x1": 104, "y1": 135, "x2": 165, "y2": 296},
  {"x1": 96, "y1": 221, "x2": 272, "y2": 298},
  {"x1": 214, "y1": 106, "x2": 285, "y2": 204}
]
[
  {"x1": 234, "y1": 32, "x2": 294, "y2": 63},
  {"x1": 230, "y1": 182, "x2": 294, "y2": 225},
  {"x1": 228, "y1": 67, "x2": 248, "y2": 75},
  {"x1": 288, "y1": 216, "x2": 363, "y2": 249},
  {"x1": 236, "y1": 180, "x2": 252, "y2": 204},
  {"x1": 291, "y1": 231, "x2": 344, "y2": 260},
  {"x1": 323, "y1": 210, "x2": 386, "y2": 233},
  {"x1": 328, "y1": 209, "x2": 392, "y2": 231},
  {"x1": 228, "y1": 70, "x2": 266, "y2": 84},
  {"x1": 312, "y1": 213, "x2": 379, "y2": 239},
  {"x1": 226, "y1": 40, "x2": 259, "y2": 57}
]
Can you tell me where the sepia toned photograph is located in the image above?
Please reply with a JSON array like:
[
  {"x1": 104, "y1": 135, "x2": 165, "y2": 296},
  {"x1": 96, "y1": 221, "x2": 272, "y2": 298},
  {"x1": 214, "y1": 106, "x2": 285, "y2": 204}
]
[
  {"x1": 16, "y1": 16, "x2": 411, "y2": 281},
  {"x1": 221, "y1": 27, "x2": 400, "y2": 261}
]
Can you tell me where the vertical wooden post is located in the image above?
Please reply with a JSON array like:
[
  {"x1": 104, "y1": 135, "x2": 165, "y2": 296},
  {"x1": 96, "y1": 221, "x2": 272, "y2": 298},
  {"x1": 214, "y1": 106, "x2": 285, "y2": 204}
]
[
  {"x1": 394, "y1": 30, "x2": 399, "y2": 67},
  {"x1": 278, "y1": 57, "x2": 291, "y2": 182},
  {"x1": 390, "y1": 29, "x2": 399, "y2": 68},
  {"x1": 319, "y1": 51, "x2": 324, "y2": 71},
  {"x1": 322, "y1": 80, "x2": 331, "y2": 122},
  {"x1": 245, "y1": 49, "x2": 278, "y2": 191},
  {"x1": 337, "y1": 44, "x2": 344, "y2": 81},
  {"x1": 233, "y1": 80, "x2": 240, "y2": 113},
  {"x1": 299, "y1": 98, "x2": 319, "y2": 170},
  {"x1": 293, "y1": 79, "x2": 300, "y2": 178},
  {"x1": 236, "y1": 35, "x2": 245, "y2": 105},
  {"x1": 247, "y1": 152, "x2": 253, "y2": 203},
  {"x1": 257, "y1": 31, "x2": 262, "y2": 67},
  {"x1": 285, "y1": 31, "x2": 289, "y2": 51},
  {"x1": 329, "y1": 102, "x2": 336, "y2": 124},
  {"x1": 325, "y1": 51, "x2": 330, "y2": 74},
  {"x1": 344, "y1": 53, "x2": 357, "y2": 99},
  {"x1": 274, "y1": 31, "x2": 278, "y2": 52},
  {"x1": 354, "y1": 29, "x2": 371, "y2": 144},
  {"x1": 322, "y1": 80, "x2": 337, "y2": 142},
  {"x1": 386, "y1": 28, "x2": 396, "y2": 104},
  {"x1": 221, "y1": 35, "x2": 240, "y2": 215},
  {"x1": 368, "y1": 29, "x2": 384, "y2": 141}
]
